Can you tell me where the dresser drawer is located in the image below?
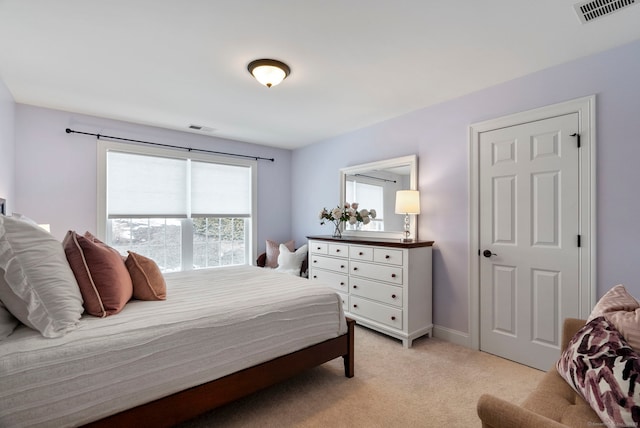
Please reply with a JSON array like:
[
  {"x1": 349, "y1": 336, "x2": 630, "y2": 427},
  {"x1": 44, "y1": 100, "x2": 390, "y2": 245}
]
[
  {"x1": 327, "y1": 243, "x2": 349, "y2": 257},
  {"x1": 350, "y1": 260, "x2": 403, "y2": 285},
  {"x1": 310, "y1": 268, "x2": 349, "y2": 293},
  {"x1": 309, "y1": 241, "x2": 328, "y2": 254},
  {"x1": 350, "y1": 296, "x2": 403, "y2": 329},
  {"x1": 350, "y1": 277, "x2": 403, "y2": 307},
  {"x1": 373, "y1": 248, "x2": 404, "y2": 266},
  {"x1": 310, "y1": 255, "x2": 349, "y2": 274},
  {"x1": 349, "y1": 245, "x2": 373, "y2": 261}
]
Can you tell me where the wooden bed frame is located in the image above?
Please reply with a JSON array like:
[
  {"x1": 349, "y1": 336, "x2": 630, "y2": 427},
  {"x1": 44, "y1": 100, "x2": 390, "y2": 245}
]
[{"x1": 83, "y1": 318, "x2": 355, "y2": 427}]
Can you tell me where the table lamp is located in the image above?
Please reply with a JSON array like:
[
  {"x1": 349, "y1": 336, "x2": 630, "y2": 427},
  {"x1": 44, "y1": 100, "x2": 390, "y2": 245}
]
[{"x1": 395, "y1": 190, "x2": 420, "y2": 242}]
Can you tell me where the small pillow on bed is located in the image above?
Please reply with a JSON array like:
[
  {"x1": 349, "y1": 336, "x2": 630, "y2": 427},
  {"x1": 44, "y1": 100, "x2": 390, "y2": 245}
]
[
  {"x1": 265, "y1": 239, "x2": 294, "y2": 268},
  {"x1": 588, "y1": 284, "x2": 640, "y2": 351},
  {"x1": 557, "y1": 316, "x2": 640, "y2": 428},
  {"x1": 275, "y1": 244, "x2": 308, "y2": 276},
  {"x1": 63, "y1": 231, "x2": 133, "y2": 317},
  {"x1": 125, "y1": 251, "x2": 166, "y2": 301},
  {"x1": 0, "y1": 215, "x2": 84, "y2": 338}
]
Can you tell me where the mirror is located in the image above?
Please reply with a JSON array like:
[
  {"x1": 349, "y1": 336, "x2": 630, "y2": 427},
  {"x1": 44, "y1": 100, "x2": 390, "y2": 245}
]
[{"x1": 340, "y1": 155, "x2": 418, "y2": 240}]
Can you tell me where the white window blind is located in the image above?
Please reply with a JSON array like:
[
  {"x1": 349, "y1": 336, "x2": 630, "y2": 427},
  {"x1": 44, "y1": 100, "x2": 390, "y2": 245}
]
[
  {"x1": 346, "y1": 181, "x2": 384, "y2": 218},
  {"x1": 107, "y1": 151, "x2": 188, "y2": 218},
  {"x1": 191, "y1": 161, "x2": 251, "y2": 217}
]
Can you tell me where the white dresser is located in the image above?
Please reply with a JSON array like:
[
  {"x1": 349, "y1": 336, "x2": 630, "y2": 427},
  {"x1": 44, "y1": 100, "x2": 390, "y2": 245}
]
[{"x1": 308, "y1": 236, "x2": 434, "y2": 348}]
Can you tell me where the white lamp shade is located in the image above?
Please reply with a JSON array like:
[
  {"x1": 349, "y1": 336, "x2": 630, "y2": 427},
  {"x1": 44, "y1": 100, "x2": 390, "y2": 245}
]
[{"x1": 395, "y1": 190, "x2": 421, "y2": 215}]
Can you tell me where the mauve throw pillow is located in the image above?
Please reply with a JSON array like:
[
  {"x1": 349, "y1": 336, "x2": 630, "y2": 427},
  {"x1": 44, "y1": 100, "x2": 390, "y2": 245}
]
[
  {"x1": 557, "y1": 316, "x2": 640, "y2": 428},
  {"x1": 265, "y1": 240, "x2": 294, "y2": 268},
  {"x1": 63, "y1": 231, "x2": 133, "y2": 317},
  {"x1": 125, "y1": 251, "x2": 166, "y2": 301},
  {"x1": 589, "y1": 284, "x2": 640, "y2": 352}
]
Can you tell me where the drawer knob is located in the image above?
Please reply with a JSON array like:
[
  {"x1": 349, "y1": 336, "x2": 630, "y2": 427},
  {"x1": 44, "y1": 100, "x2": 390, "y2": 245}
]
[
  {"x1": 317, "y1": 247, "x2": 321, "y2": 250},
  {"x1": 336, "y1": 249, "x2": 341, "y2": 253},
  {"x1": 353, "y1": 285, "x2": 357, "y2": 289},
  {"x1": 353, "y1": 304, "x2": 358, "y2": 308},
  {"x1": 385, "y1": 255, "x2": 390, "y2": 259},
  {"x1": 353, "y1": 267, "x2": 358, "y2": 271},
  {"x1": 313, "y1": 260, "x2": 317, "y2": 263},
  {"x1": 391, "y1": 294, "x2": 396, "y2": 299},
  {"x1": 340, "y1": 282, "x2": 345, "y2": 286},
  {"x1": 313, "y1": 275, "x2": 317, "y2": 279},
  {"x1": 359, "y1": 252, "x2": 364, "y2": 256},
  {"x1": 391, "y1": 273, "x2": 396, "y2": 278},
  {"x1": 341, "y1": 265, "x2": 345, "y2": 269},
  {"x1": 391, "y1": 316, "x2": 396, "y2": 321}
]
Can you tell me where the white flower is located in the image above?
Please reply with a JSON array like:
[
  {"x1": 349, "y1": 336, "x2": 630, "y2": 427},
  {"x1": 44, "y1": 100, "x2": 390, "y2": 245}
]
[
  {"x1": 359, "y1": 209, "x2": 369, "y2": 218},
  {"x1": 349, "y1": 216, "x2": 357, "y2": 225},
  {"x1": 369, "y1": 209, "x2": 377, "y2": 218},
  {"x1": 319, "y1": 208, "x2": 328, "y2": 219},
  {"x1": 351, "y1": 202, "x2": 359, "y2": 210},
  {"x1": 363, "y1": 216, "x2": 371, "y2": 225},
  {"x1": 331, "y1": 207, "x2": 342, "y2": 220}
]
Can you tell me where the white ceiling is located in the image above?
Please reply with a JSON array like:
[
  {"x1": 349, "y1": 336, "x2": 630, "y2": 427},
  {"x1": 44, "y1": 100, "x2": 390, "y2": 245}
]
[{"x1": 1, "y1": 1, "x2": 639, "y2": 149}]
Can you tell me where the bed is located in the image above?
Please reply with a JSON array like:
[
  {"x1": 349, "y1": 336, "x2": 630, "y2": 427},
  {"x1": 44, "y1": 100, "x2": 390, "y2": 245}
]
[{"x1": 0, "y1": 216, "x2": 354, "y2": 428}]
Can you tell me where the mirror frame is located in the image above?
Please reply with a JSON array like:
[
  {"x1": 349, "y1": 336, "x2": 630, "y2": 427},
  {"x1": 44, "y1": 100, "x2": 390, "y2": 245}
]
[{"x1": 340, "y1": 154, "x2": 418, "y2": 240}]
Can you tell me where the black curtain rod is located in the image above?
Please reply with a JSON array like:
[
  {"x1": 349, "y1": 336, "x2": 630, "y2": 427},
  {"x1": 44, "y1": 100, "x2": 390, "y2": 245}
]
[
  {"x1": 353, "y1": 173, "x2": 397, "y2": 183},
  {"x1": 65, "y1": 128, "x2": 275, "y2": 162}
]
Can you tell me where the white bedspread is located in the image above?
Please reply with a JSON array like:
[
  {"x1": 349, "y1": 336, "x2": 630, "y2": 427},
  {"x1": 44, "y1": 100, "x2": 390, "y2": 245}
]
[{"x1": 0, "y1": 265, "x2": 346, "y2": 427}]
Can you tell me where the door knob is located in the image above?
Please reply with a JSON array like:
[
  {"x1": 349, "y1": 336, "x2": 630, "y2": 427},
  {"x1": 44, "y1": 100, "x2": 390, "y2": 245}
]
[{"x1": 483, "y1": 250, "x2": 497, "y2": 258}]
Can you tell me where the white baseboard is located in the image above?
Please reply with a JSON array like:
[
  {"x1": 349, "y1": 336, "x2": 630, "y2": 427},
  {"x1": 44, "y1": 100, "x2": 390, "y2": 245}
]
[{"x1": 432, "y1": 324, "x2": 472, "y2": 348}]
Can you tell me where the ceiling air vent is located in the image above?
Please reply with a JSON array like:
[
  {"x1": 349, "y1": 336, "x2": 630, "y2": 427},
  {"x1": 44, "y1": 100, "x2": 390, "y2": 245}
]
[{"x1": 574, "y1": 0, "x2": 637, "y2": 23}]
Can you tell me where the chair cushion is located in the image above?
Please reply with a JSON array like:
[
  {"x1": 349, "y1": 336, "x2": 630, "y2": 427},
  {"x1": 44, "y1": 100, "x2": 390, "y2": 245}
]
[{"x1": 522, "y1": 367, "x2": 601, "y2": 427}]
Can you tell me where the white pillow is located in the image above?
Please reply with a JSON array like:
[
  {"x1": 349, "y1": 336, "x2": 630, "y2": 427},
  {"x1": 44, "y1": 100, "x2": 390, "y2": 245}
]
[
  {"x1": 0, "y1": 299, "x2": 19, "y2": 340},
  {"x1": 0, "y1": 215, "x2": 84, "y2": 338},
  {"x1": 275, "y1": 244, "x2": 308, "y2": 276}
]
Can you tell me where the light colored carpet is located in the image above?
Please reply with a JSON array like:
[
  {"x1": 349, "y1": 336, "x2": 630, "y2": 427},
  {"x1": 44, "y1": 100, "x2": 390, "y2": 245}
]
[{"x1": 177, "y1": 325, "x2": 545, "y2": 428}]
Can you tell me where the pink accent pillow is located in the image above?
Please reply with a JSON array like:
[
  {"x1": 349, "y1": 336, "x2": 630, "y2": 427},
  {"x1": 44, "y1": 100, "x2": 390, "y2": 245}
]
[
  {"x1": 265, "y1": 239, "x2": 294, "y2": 268},
  {"x1": 62, "y1": 231, "x2": 133, "y2": 317},
  {"x1": 125, "y1": 251, "x2": 166, "y2": 301},
  {"x1": 588, "y1": 284, "x2": 640, "y2": 351}
]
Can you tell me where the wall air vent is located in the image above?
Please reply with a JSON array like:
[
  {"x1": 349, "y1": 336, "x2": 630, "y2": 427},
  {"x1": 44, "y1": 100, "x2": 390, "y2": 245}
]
[
  {"x1": 188, "y1": 124, "x2": 215, "y2": 133},
  {"x1": 574, "y1": 0, "x2": 637, "y2": 23}
]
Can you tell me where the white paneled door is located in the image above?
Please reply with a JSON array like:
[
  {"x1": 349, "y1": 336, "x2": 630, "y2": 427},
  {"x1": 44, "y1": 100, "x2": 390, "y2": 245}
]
[{"x1": 479, "y1": 113, "x2": 581, "y2": 371}]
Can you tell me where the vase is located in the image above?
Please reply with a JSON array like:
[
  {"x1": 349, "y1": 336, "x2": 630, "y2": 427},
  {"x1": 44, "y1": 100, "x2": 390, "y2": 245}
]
[{"x1": 332, "y1": 223, "x2": 342, "y2": 238}]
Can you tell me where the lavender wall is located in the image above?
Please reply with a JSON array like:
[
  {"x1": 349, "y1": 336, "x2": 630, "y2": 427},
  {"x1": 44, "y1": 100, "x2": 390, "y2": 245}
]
[
  {"x1": 13, "y1": 105, "x2": 293, "y2": 256},
  {"x1": 0, "y1": 78, "x2": 15, "y2": 212},
  {"x1": 292, "y1": 38, "x2": 640, "y2": 336}
]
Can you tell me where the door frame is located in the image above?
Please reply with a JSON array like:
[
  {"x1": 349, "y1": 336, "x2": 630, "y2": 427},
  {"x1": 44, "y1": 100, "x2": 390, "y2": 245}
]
[{"x1": 468, "y1": 95, "x2": 596, "y2": 351}]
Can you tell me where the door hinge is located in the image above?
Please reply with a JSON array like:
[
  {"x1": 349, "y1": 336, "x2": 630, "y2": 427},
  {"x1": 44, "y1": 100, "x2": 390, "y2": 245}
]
[
  {"x1": 577, "y1": 234, "x2": 582, "y2": 247},
  {"x1": 571, "y1": 133, "x2": 581, "y2": 148}
]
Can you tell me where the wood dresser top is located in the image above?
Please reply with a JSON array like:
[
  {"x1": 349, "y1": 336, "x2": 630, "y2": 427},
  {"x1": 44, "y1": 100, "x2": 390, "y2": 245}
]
[{"x1": 307, "y1": 235, "x2": 434, "y2": 249}]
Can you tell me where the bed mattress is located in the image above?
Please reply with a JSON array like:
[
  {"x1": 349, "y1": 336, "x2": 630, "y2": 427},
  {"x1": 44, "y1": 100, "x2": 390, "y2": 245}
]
[{"x1": 0, "y1": 265, "x2": 346, "y2": 427}]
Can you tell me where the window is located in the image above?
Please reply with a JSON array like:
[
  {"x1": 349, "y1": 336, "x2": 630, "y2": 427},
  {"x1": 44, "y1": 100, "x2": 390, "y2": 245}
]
[
  {"x1": 98, "y1": 141, "x2": 256, "y2": 272},
  {"x1": 345, "y1": 180, "x2": 384, "y2": 231}
]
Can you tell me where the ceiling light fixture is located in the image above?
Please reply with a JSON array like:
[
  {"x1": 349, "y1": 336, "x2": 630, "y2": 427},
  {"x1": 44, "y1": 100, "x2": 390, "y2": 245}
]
[{"x1": 247, "y1": 59, "x2": 290, "y2": 88}]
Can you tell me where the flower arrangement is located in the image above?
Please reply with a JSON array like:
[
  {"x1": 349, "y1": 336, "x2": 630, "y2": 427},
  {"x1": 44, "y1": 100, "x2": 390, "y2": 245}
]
[{"x1": 319, "y1": 202, "x2": 377, "y2": 238}]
